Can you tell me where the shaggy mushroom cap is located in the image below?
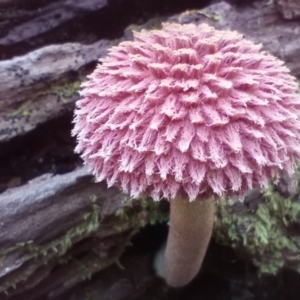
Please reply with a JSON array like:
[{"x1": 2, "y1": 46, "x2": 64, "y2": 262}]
[{"x1": 73, "y1": 23, "x2": 300, "y2": 201}]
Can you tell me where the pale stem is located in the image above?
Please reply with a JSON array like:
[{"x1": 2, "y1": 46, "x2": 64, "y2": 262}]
[{"x1": 163, "y1": 197, "x2": 215, "y2": 287}]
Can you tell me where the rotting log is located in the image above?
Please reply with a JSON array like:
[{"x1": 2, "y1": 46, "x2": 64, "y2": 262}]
[
  {"x1": 1, "y1": 0, "x2": 300, "y2": 299},
  {"x1": 0, "y1": 40, "x2": 114, "y2": 143},
  {"x1": 0, "y1": 167, "x2": 166, "y2": 298},
  {"x1": 0, "y1": 0, "x2": 116, "y2": 142},
  {"x1": 1, "y1": 0, "x2": 300, "y2": 142}
]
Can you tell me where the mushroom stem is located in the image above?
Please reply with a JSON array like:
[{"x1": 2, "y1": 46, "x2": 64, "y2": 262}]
[{"x1": 164, "y1": 197, "x2": 214, "y2": 288}]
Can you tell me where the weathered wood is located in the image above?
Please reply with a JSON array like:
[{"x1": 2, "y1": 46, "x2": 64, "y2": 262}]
[
  {"x1": 0, "y1": 167, "x2": 163, "y2": 298},
  {"x1": 1, "y1": 167, "x2": 110, "y2": 250},
  {"x1": 274, "y1": 0, "x2": 300, "y2": 19},
  {"x1": 0, "y1": 40, "x2": 114, "y2": 142},
  {"x1": 0, "y1": 0, "x2": 108, "y2": 49},
  {"x1": 1, "y1": 0, "x2": 300, "y2": 299},
  {"x1": 0, "y1": 0, "x2": 120, "y2": 143},
  {"x1": 1, "y1": 0, "x2": 300, "y2": 143},
  {"x1": 171, "y1": 1, "x2": 300, "y2": 76}
]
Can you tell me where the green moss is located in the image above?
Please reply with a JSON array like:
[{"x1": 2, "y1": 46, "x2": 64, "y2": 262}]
[
  {"x1": 10, "y1": 76, "x2": 83, "y2": 118},
  {"x1": 214, "y1": 183, "x2": 300, "y2": 274},
  {"x1": 51, "y1": 79, "x2": 82, "y2": 104},
  {"x1": 112, "y1": 198, "x2": 167, "y2": 233},
  {"x1": 0, "y1": 194, "x2": 168, "y2": 294},
  {"x1": 0, "y1": 203, "x2": 101, "y2": 294},
  {"x1": 52, "y1": 198, "x2": 167, "y2": 292},
  {"x1": 117, "y1": 196, "x2": 168, "y2": 228}
]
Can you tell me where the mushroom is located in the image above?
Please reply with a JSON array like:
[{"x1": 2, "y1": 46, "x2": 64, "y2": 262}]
[{"x1": 72, "y1": 23, "x2": 300, "y2": 287}]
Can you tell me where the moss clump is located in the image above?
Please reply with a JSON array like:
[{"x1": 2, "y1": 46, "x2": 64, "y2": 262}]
[
  {"x1": 0, "y1": 195, "x2": 168, "y2": 295},
  {"x1": 51, "y1": 79, "x2": 82, "y2": 104},
  {"x1": 11, "y1": 75, "x2": 83, "y2": 118},
  {"x1": 0, "y1": 203, "x2": 101, "y2": 263},
  {"x1": 214, "y1": 183, "x2": 300, "y2": 274},
  {"x1": 0, "y1": 203, "x2": 102, "y2": 294},
  {"x1": 113, "y1": 196, "x2": 168, "y2": 232}
]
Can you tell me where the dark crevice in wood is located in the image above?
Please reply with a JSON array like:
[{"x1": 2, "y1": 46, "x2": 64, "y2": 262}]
[{"x1": 0, "y1": 113, "x2": 81, "y2": 194}]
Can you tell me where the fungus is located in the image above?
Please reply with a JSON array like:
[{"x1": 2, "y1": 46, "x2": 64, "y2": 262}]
[{"x1": 73, "y1": 23, "x2": 300, "y2": 287}]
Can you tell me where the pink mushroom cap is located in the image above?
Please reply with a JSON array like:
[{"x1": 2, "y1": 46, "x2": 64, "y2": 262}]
[{"x1": 73, "y1": 22, "x2": 300, "y2": 201}]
